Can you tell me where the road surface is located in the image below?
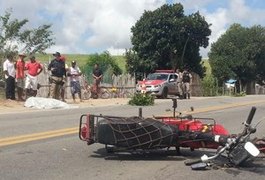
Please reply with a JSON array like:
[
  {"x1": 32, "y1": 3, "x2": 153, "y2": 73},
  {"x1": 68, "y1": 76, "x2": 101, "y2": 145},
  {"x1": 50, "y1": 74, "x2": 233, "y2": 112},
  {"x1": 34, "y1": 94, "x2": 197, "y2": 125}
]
[{"x1": 0, "y1": 95, "x2": 265, "y2": 180}]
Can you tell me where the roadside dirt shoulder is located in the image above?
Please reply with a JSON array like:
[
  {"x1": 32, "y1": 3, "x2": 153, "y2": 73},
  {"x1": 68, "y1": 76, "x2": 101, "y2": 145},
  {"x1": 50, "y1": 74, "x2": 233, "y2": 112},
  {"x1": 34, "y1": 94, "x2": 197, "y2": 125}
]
[{"x1": 0, "y1": 98, "x2": 130, "y2": 114}]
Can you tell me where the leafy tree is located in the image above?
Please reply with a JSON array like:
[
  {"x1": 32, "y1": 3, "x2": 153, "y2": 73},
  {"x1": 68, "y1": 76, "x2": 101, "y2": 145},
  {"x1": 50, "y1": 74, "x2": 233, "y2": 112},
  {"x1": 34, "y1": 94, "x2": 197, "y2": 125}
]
[
  {"x1": 0, "y1": 9, "x2": 54, "y2": 56},
  {"x1": 125, "y1": 49, "x2": 146, "y2": 80},
  {"x1": 0, "y1": 9, "x2": 54, "y2": 79},
  {"x1": 209, "y1": 24, "x2": 265, "y2": 91},
  {"x1": 128, "y1": 3, "x2": 211, "y2": 77}
]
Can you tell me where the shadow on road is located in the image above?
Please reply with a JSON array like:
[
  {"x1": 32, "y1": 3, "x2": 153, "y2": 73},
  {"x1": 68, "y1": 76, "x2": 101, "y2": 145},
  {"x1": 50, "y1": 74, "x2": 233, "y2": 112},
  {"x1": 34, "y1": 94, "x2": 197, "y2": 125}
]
[
  {"x1": 90, "y1": 147, "x2": 265, "y2": 176},
  {"x1": 91, "y1": 148, "x2": 186, "y2": 161}
]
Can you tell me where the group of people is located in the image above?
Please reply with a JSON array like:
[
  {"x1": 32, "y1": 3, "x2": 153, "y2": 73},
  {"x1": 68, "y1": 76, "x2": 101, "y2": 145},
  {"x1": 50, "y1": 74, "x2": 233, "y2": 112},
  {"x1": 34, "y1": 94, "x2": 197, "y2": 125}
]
[
  {"x1": 48, "y1": 52, "x2": 84, "y2": 103},
  {"x1": 47, "y1": 52, "x2": 103, "y2": 102},
  {"x1": 176, "y1": 68, "x2": 192, "y2": 99},
  {"x1": 3, "y1": 53, "x2": 43, "y2": 101},
  {"x1": 2, "y1": 51, "x2": 91, "y2": 103}
]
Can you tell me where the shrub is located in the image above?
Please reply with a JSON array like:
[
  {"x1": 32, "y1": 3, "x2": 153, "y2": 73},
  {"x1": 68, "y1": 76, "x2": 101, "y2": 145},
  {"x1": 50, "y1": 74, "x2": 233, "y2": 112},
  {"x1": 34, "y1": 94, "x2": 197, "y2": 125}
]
[
  {"x1": 201, "y1": 74, "x2": 219, "y2": 96},
  {"x1": 232, "y1": 91, "x2": 246, "y2": 97},
  {"x1": 128, "y1": 93, "x2": 154, "y2": 106}
]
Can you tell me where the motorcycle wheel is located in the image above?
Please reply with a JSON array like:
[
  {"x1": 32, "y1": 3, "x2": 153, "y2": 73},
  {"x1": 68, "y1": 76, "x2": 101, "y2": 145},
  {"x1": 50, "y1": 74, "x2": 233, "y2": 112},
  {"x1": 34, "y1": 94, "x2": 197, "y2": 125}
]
[{"x1": 161, "y1": 87, "x2": 168, "y2": 99}]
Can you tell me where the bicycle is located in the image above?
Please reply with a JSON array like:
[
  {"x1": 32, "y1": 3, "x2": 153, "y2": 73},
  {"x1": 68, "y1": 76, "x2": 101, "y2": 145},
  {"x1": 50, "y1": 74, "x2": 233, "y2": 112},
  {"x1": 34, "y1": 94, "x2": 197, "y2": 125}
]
[
  {"x1": 82, "y1": 83, "x2": 92, "y2": 100},
  {"x1": 108, "y1": 86, "x2": 133, "y2": 98}
]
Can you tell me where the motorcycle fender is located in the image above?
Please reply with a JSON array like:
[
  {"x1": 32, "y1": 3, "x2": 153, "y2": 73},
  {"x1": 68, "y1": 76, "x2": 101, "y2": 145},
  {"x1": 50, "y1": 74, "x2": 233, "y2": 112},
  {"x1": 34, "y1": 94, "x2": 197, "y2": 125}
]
[{"x1": 244, "y1": 142, "x2": 260, "y2": 157}]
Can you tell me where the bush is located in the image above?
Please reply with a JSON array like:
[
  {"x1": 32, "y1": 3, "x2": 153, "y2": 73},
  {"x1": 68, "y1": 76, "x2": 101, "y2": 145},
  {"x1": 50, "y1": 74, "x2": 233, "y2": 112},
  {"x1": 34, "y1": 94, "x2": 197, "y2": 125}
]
[
  {"x1": 232, "y1": 91, "x2": 246, "y2": 97},
  {"x1": 202, "y1": 75, "x2": 219, "y2": 96},
  {"x1": 128, "y1": 93, "x2": 154, "y2": 106}
]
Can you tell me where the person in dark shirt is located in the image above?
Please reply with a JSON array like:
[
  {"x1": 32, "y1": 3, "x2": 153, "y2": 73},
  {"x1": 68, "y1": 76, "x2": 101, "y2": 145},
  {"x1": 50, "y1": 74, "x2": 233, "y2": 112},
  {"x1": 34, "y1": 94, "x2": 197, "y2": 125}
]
[
  {"x1": 48, "y1": 52, "x2": 66, "y2": 100},
  {"x1": 92, "y1": 63, "x2": 102, "y2": 98},
  {"x1": 182, "y1": 68, "x2": 192, "y2": 99}
]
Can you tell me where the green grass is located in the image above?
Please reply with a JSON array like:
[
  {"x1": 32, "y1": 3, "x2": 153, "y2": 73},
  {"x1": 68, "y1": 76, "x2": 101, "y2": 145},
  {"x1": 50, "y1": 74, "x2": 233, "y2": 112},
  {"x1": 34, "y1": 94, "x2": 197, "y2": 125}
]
[
  {"x1": 34, "y1": 54, "x2": 89, "y2": 66},
  {"x1": 202, "y1": 58, "x2": 211, "y2": 76},
  {"x1": 112, "y1": 55, "x2": 126, "y2": 72},
  {"x1": 33, "y1": 54, "x2": 127, "y2": 72}
]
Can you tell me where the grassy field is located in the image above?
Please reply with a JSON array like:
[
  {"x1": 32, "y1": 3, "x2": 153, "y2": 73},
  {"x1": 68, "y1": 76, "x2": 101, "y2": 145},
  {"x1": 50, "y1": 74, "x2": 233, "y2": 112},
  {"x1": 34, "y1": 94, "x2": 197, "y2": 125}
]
[
  {"x1": 34, "y1": 54, "x2": 127, "y2": 72},
  {"x1": 202, "y1": 58, "x2": 211, "y2": 76}
]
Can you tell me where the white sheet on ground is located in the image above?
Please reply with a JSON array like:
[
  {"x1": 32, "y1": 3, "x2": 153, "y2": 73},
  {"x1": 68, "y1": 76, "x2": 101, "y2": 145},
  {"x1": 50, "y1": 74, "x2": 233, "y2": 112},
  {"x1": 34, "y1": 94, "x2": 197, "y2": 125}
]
[{"x1": 24, "y1": 97, "x2": 78, "y2": 109}]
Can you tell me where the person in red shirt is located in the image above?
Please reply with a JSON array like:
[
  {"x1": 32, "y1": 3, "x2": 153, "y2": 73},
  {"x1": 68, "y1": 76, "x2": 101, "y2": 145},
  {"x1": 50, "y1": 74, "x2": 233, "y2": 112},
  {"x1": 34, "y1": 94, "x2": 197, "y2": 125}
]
[
  {"x1": 15, "y1": 53, "x2": 26, "y2": 101},
  {"x1": 25, "y1": 56, "x2": 43, "y2": 98}
]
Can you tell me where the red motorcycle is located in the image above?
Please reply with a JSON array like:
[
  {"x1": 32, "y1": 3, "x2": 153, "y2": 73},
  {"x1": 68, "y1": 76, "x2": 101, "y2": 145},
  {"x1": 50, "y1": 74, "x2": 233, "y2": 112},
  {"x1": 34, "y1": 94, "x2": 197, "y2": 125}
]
[{"x1": 79, "y1": 99, "x2": 265, "y2": 170}]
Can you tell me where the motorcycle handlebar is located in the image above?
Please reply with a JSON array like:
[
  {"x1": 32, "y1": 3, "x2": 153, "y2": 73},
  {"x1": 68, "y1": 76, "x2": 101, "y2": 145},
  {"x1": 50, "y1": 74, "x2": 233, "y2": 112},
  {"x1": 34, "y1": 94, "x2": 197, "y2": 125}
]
[{"x1": 246, "y1": 107, "x2": 256, "y2": 126}]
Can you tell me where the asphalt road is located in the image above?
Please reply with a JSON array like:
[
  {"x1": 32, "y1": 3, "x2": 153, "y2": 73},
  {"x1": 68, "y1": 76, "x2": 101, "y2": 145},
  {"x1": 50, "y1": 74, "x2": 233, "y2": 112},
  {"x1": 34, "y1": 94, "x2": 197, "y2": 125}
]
[{"x1": 0, "y1": 95, "x2": 265, "y2": 180}]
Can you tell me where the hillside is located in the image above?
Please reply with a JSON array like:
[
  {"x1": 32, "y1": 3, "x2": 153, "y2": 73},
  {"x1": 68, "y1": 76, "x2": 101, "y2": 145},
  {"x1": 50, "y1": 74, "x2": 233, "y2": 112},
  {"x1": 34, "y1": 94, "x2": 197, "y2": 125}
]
[{"x1": 34, "y1": 54, "x2": 126, "y2": 72}]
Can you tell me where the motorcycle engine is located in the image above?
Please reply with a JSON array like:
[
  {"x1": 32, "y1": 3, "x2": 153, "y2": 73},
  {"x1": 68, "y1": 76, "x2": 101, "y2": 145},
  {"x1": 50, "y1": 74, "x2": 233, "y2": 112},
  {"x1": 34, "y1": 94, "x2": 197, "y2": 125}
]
[{"x1": 228, "y1": 142, "x2": 252, "y2": 166}]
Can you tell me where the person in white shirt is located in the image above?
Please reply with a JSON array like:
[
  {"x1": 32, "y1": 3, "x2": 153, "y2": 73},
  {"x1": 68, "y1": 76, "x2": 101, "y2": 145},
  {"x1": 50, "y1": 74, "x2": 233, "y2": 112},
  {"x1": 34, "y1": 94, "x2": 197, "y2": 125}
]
[
  {"x1": 3, "y1": 54, "x2": 16, "y2": 100},
  {"x1": 175, "y1": 68, "x2": 183, "y2": 99},
  {"x1": 68, "y1": 61, "x2": 82, "y2": 102}
]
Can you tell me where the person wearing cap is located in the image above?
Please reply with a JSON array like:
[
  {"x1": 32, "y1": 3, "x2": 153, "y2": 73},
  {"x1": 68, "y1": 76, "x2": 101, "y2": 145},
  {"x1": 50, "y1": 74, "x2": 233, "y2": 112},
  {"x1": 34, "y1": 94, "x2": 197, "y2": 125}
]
[
  {"x1": 15, "y1": 53, "x2": 26, "y2": 101},
  {"x1": 68, "y1": 60, "x2": 82, "y2": 102},
  {"x1": 24, "y1": 56, "x2": 43, "y2": 98},
  {"x1": 182, "y1": 67, "x2": 192, "y2": 99},
  {"x1": 48, "y1": 52, "x2": 66, "y2": 100},
  {"x1": 3, "y1": 53, "x2": 16, "y2": 100}
]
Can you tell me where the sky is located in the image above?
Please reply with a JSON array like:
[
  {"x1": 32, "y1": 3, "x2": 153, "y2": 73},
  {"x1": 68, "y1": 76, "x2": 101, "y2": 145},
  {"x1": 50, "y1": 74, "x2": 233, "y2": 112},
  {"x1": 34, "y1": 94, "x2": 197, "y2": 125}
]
[{"x1": 1, "y1": 0, "x2": 265, "y2": 58}]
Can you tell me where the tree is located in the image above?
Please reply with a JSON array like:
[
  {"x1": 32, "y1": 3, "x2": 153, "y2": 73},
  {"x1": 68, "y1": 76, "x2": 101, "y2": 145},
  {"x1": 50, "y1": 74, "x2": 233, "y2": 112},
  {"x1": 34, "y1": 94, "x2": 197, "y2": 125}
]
[
  {"x1": 0, "y1": 9, "x2": 55, "y2": 79},
  {"x1": 0, "y1": 9, "x2": 54, "y2": 56},
  {"x1": 209, "y1": 24, "x2": 265, "y2": 91},
  {"x1": 128, "y1": 3, "x2": 211, "y2": 77},
  {"x1": 125, "y1": 49, "x2": 146, "y2": 80}
]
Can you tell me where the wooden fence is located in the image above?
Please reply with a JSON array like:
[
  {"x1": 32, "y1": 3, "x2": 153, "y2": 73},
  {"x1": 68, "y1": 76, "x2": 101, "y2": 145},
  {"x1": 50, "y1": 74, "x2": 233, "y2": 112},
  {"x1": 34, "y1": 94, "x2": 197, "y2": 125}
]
[
  {"x1": 190, "y1": 72, "x2": 203, "y2": 96},
  {"x1": 36, "y1": 65, "x2": 136, "y2": 99}
]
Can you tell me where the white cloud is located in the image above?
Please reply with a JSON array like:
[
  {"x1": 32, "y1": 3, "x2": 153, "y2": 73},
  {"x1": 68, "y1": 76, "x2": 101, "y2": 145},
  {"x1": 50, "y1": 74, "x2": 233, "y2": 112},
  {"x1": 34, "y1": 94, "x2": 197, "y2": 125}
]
[
  {"x1": 0, "y1": 0, "x2": 166, "y2": 55},
  {"x1": 1, "y1": 0, "x2": 265, "y2": 58},
  {"x1": 187, "y1": 0, "x2": 265, "y2": 58},
  {"x1": 177, "y1": 0, "x2": 214, "y2": 11},
  {"x1": 107, "y1": 47, "x2": 125, "y2": 56}
]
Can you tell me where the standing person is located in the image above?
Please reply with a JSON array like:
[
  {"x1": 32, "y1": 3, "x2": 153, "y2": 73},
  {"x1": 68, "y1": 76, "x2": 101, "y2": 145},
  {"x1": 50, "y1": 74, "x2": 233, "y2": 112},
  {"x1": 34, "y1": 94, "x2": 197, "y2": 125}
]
[
  {"x1": 182, "y1": 68, "x2": 192, "y2": 99},
  {"x1": 68, "y1": 61, "x2": 82, "y2": 102},
  {"x1": 92, "y1": 63, "x2": 103, "y2": 98},
  {"x1": 3, "y1": 54, "x2": 16, "y2": 100},
  {"x1": 48, "y1": 52, "x2": 66, "y2": 100},
  {"x1": 175, "y1": 68, "x2": 183, "y2": 99},
  {"x1": 59, "y1": 56, "x2": 68, "y2": 102},
  {"x1": 24, "y1": 56, "x2": 43, "y2": 98},
  {"x1": 15, "y1": 53, "x2": 26, "y2": 101}
]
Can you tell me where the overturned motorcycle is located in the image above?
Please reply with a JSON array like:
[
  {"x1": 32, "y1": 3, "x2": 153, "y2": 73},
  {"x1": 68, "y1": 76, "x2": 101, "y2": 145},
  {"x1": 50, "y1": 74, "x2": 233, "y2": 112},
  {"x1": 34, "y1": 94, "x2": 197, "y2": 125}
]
[{"x1": 79, "y1": 99, "x2": 265, "y2": 170}]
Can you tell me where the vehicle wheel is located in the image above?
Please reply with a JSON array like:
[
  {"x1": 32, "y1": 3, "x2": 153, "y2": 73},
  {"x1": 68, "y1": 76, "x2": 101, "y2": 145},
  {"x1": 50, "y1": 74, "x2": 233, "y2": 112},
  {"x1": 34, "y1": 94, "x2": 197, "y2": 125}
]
[
  {"x1": 105, "y1": 144, "x2": 114, "y2": 153},
  {"x1": 101, "y1": 90, "x2": 110, "y2": 99},
  {"x1": 92, "y1": 93, "x2": 98, "y2": 99},
  {"x1": 82, "y1": 90, "x2": 91, "y2": 100},
  {"x1": 161, "y1": 87, "x2": 168, "y2": 99}
]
